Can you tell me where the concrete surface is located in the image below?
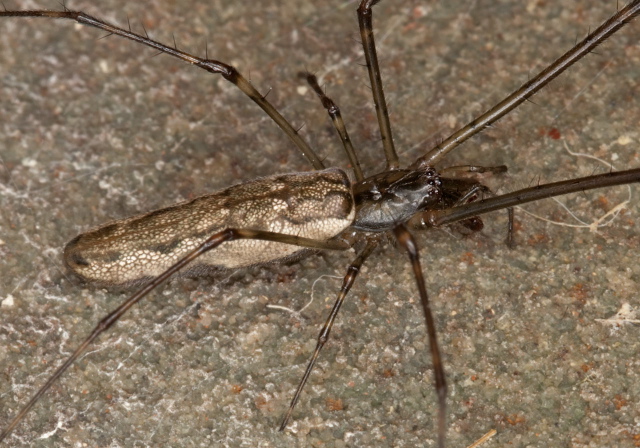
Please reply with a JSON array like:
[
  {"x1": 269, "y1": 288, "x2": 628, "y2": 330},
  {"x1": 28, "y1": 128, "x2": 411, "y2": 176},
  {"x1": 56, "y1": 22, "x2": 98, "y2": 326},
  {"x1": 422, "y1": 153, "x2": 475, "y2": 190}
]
[{"x1": 1, "y1": 1, "x2": 639, "y2": 447}]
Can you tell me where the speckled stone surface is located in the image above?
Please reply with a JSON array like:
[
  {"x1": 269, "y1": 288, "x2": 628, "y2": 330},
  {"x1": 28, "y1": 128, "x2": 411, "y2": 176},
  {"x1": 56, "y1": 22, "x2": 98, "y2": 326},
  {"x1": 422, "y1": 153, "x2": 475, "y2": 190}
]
[{"x1": 1, "y1": 1, "x2": 639, "y2": 447}]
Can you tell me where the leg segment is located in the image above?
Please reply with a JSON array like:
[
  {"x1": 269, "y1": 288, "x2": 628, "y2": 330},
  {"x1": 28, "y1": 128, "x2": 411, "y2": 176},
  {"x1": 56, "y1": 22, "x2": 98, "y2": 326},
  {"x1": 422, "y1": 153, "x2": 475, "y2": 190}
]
[
  {"x1": 0, "y1": 7, "x2": 325, "y2": 170},
  {"x1": 301, "y1": 72, "x2": 365, "y2": 181},
  {"x1": 439, "y1": 165, "x2": 507, "y2": 177},
  {"x1": 393, "y1": 224, "x2": 446, "y2": 448},
  {"x1": 357, "y1": 0, "x2": 399, "y2": 170},
  {"x1": 413, "y1": 0, "x2": 640, "y2": 167},
  {"x1": 279, "y1": 238, "x2": 378, "y2": 430},
  {"x1": 425, "y1": 168, "x2": 640, "y2": 227},
  {"x1": 0, "y1": 228, "x2": 350, "y2": 443}
]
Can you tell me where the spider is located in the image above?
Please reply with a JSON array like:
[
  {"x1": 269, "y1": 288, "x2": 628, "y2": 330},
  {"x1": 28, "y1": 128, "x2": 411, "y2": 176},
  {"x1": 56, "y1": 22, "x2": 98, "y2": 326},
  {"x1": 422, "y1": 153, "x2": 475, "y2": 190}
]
[{"x1": 0, "y1": 1, "x2": 638, "y2": 447}]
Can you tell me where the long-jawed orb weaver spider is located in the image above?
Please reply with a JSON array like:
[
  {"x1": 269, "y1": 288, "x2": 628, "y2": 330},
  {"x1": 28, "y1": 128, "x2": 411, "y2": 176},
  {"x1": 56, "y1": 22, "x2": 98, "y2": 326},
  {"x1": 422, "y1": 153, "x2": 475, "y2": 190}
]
[{"x1": 0, "y1": 1, "x2": 639, "y2": 446}]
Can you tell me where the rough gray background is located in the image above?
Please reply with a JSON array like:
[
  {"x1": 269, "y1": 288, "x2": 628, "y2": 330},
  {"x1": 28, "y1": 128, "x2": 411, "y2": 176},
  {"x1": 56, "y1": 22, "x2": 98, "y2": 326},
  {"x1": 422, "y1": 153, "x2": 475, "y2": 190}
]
[{"x1": 1, "y1": 1, "x2": 639, "y2": 447}]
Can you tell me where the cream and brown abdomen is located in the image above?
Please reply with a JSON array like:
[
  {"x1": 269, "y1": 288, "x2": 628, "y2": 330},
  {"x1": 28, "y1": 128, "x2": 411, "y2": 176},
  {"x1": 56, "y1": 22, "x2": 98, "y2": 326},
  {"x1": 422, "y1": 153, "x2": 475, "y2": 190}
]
[{"x1": 64, "y1": 168, "x2": 354, "y2": 286}]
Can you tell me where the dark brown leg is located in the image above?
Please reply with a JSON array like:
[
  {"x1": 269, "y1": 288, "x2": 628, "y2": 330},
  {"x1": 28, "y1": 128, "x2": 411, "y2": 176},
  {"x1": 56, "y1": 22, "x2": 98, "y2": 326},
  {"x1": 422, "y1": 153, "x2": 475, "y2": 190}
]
[
  {"x1": 0, "y1": 7, "x2": 326, "y2": 170},
  {"x1": 279, "y1": 239, "x2": 378, "y2": 431},
  {"x1": 393, "y1": 224, "x2": 446, "y2": 448},
  {"x1": 357, "y1": 0, "x2": 399, "y2": 170},
  {"x1": 0, "y1": 228, "x2": 350, "y2": 443},
  {"x1": 412, "y1": 0, "x2": 640, "y2": 167},
  {"x1": 439, "y1": 165, "x2": 507, "y2": 177},
  {"x1": 300, "y1": 71, "x2": 365, "y2": 182},
  {"x1": 425, "y1": 168, "x2": 640, "y2": 227}
]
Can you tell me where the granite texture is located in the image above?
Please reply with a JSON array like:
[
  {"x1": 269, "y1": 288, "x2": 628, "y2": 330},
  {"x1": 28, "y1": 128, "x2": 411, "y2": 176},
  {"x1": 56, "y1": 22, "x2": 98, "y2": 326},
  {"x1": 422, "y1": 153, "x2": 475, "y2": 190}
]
[{"x1": 1, "y1": 1, "x2": 639, "y2": 447}]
